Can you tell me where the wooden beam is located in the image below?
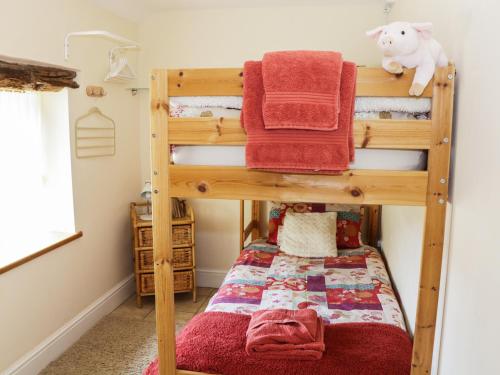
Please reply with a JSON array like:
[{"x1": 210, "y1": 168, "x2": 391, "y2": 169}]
[
  {"x1": 366, "y1": 206, "x2": 381, "y2": 248},
  {"x1": 0, "y1": 59, "x2": 79, "y2": 91},
  {"x1": 151, "y1": 69, "x2": 177, "y2": 375},
  {"x1": 239, "y1": 200, "x2": 245, "y2": 252},
  {"x1": 167, "y1": 67, "x2": 432, "y2": 97},
  {"x1": 411, "y1": 65, "x2": 455, "y2": 375},
  {"x1": 168, "y1": 68, "x2": 243, "y2": 96},
  {"x1": 168, "y1": 117, "x2": 432, "y2": 150},
  {"x1": 356, "y1": 67, "x2": 433, "y2": 97},
  {"x1": 168, "y1": 165, "x2": 428, "y2": 206},
  {"x1": 244, "y1": 220, "x2": 258, "y2": 240},
  {"x1": 251, "y1": 200, "x2": 261, "y2": 240}
]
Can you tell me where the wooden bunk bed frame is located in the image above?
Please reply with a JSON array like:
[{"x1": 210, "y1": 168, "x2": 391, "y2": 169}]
[{"x1": 150, "y1": 64, "x2": 455, "y2": 375}]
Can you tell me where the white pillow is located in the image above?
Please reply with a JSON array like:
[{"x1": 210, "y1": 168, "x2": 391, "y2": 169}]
[{"x1": 279, "y1": 211, "x2": 338, "y2": 257}]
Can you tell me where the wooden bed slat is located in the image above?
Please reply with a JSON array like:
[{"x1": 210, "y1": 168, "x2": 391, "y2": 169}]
[
  {"x1": 169, "y1": 68, "x2": 243, "y2": 96},
  {"x1": 168, "y1": 117, "x2": 432, "y2": 150},
  {"x1": 168, "y1": 166, "x2": 428, "y2": 206},
  {"x1": 167, "y1": 67, "x2": 432, "y2": 97},
  {"x1": 411, "y1": 65, "x2": 455, "y2": 375}
]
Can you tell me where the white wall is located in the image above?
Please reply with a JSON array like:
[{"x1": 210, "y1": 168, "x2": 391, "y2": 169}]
[
  {"x1": 382, "y1": 1, "x2": 500, "y2": 374},
  {"x1": 137, "y1": 3, "x2": 385, "y2": 282},
  {"x1": 0, "y1": 0, "x2": 141, "y2": 371}
]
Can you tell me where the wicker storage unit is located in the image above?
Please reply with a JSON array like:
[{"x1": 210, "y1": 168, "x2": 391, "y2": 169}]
[{"x1": 130, "y1": 202, "x2": 196, "y2": 307}]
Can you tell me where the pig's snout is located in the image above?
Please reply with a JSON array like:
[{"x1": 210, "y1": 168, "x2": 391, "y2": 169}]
[{"x1": 380, "y1": 35, "x2": 394, "y2": 47}]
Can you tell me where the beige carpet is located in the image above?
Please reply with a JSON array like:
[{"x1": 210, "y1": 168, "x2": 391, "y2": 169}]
[{"x1": 40, "y1": 288, "x2": 216, "y2": 375}]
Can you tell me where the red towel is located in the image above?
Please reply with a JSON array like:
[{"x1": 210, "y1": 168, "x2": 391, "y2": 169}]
[
  {"x1": 262, "y1": 51, "x2": 343, "y2": 131},
  {"x1": 246, "y1": 309, "x2": 325, "y2": 360},
  {"x1": 242, "y1": 59, "x2": 356, "y2": 173}
]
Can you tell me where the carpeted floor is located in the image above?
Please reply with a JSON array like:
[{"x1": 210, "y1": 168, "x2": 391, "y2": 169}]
[{"x1": 40, "y1": 288, "x2": 216, "y2": 375}]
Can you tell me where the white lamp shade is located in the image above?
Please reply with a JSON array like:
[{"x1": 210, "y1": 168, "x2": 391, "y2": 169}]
[{"x1": 140, "y1": 181, "x2": 152, "y2": 201}]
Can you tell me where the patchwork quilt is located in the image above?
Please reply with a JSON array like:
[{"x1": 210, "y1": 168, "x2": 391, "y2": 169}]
[{"x1": 205, "y1": 240, "x2": 406, "y2": 330}]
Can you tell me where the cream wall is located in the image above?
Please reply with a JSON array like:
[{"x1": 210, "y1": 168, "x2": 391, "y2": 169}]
[
  {"x1": 382, "y1": 1, "x2": 500, "y2": 374},
  {"x1": 137, "y1": 3, "x2": 385, "y2": 282},
  {"x1": 0, "y1": 0, "x2": 140, "y2": 371}
]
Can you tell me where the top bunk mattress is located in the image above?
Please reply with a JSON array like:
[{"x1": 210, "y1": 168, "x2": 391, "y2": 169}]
[
  {"x1": 205, "y1": 240, "x2": 406, "y2": 330},
  {"x1": 173, "y1": 146, "x2": 426, "y2": 170},
  {"x1": 170, "y1": 96, "x2": 430, "y2": 170}
]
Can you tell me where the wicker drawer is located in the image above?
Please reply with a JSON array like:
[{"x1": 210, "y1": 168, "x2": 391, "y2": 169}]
[
  {"x1": 139, "y1": 250, "x2": 154, "y2": 271},
  {"x1": 138, "y1": 227, "x2": 153, "y2": 247},
  {"x1": 172, "y1": 225, "x2": 192, "y2": 247},
  {"x1": 140, "y1": 271, "x2": 194, "y2": 294},
  {"x1": 139, "y1": 248, "x2": 191, "y2": 270},
  {"x1": 140, "y1": 273, "x2": 155, "y2": 294},
  {"x1": 173, "y1": 247, "x2": 193, "y2": 269},
  {"x1": 174, "y1": 270, "x2": 193, "y2": 291}
]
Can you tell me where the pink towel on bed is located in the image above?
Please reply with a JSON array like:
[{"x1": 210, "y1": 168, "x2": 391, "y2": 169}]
[
  {"x1": 262, "y1": 51, "x2": 343, "y2": 131},
  {"x1": 246, "y1": 309, "x2": 325, "y2": 360},
  {"x1": 242, "y1": 58, "x2": 356, "y2": 173}
]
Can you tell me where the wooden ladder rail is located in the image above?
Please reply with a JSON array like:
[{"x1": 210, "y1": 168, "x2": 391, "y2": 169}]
[{"x1": 411, "y1": 64, "x2": 455, "y2": 375}]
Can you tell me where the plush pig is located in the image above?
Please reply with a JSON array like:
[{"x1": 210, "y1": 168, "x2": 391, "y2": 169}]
[{"x1": 366, "y1": 22, "x2": 448, "y2": 96}]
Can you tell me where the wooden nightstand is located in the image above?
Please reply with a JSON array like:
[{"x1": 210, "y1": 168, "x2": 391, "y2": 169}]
[{"x1": 130, "y1": 202, "x2": 196, "y2": 307}]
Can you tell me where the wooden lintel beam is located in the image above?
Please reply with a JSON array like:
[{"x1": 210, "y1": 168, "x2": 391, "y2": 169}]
[{"x1": 0, "y1": 59, "x2": 79, "y2": 91}]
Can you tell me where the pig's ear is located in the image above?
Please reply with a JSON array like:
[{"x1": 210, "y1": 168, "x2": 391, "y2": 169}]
[
  {"x1": 366, "y1": 25, "x2": 385, "y2": 40},
  {"x1": 411, "y1": 22, "x2": 433, "y2": 40}
]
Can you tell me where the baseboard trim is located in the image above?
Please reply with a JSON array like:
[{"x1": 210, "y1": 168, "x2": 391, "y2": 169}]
[
  {"x1": 196, "y1": 268, "x2": 227, "y2": 288},
  {"x1": 4, "y1": 274, "x2": 135, "y2": 375}
]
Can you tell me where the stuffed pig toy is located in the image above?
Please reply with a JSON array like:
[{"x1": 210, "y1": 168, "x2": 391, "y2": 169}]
[{"x1": 366, "y1": 22, "x2": 448, "y2": 96}]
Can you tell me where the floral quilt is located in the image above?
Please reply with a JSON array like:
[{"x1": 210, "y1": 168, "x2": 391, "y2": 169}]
[{"x1": 205, "y1": 240, "x2": 406, "y2": 330}]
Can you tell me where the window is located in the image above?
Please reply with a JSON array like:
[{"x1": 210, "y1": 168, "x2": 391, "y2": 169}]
[{"x1": 0, "y1": 90, "x2": 75, "y2": 268}]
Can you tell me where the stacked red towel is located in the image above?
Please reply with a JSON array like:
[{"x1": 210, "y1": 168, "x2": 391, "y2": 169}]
[
  {"x1": 242, "y1": 51, "x2": 356, "y2": 174},
  {"x1": 246, "y1": 309, "x2": 325, "y2": 360},
  {"x1": 262, "y1": 51, "x2": 343, "y2": 131}
]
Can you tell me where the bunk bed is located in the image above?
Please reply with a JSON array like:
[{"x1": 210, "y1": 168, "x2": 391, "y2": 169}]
[{"x1": 149, "y1": 64, "x2": 455, "y2": 375}]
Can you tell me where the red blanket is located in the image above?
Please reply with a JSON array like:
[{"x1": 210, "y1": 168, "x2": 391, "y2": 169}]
[
  {"x1": 144, "y1": 312, "x2": 412, "y2": 375},
  {"x1": 246, "y1": 309, "x2": 325, "y2": 360}
]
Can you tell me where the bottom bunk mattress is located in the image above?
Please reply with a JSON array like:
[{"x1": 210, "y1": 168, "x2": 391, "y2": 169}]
[
  {"x1": 143, "y1": 241, "x2": 411, "y2": 375},
  {"x1": 205, "y1": 241, "x2": 406, "y2": 330}
]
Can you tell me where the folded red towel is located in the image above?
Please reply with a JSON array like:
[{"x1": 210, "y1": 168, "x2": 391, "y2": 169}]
[
  {"x1": 262, "y1": 51, "x2": 343, "y2": 131},
  {"x1": 246, "y1": 309, "x2": 325, "y2": 360},
  {"x1": 242, "y1": 59, "x2": 356, "y2": 173}
]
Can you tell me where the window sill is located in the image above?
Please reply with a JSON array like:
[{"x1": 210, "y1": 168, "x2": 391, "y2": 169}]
[{"x1": 0, "y1": 231, "x2": 83, "y2": 275}]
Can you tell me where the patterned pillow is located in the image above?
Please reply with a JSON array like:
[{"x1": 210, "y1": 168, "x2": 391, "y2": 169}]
[
  {"x1": 336, "y1": 211, "x2": 363, "y2": 249},
  {"x1": 279, "y1": 211, "x2": 338, "y2": 257},
  {"x1": 268, "y1": 202, "x2": 362, "y2": 249}
]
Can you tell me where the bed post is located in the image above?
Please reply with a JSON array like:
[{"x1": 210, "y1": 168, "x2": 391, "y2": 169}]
[
  {"x1": 251, "y1": 200, "x2": 261, "y2": 240},
  {"x1": 366, "y1": 205, "x2": 381, "y2": 247},
  {"x1": 239, "y1": 200, "x2": 245, "y2": 251},
  {"x1": 411, "y1": 64, "x2": 455, "y2": 375},
  {"x1": 151, "y1": 69, "x2": 176, "y2": 375}
]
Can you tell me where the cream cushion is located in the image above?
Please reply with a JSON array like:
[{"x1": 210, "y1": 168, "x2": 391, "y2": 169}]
[{"x1": 279, "y1": 211, "x2": 338, "y2": 257}]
